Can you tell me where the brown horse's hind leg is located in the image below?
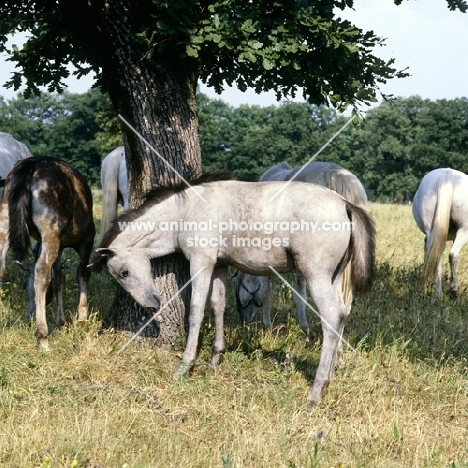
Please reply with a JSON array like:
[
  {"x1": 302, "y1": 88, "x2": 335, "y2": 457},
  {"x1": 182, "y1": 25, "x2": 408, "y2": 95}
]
[
  {"x1": 76, "y1": 263, "x2": 90, "y2": 323},
  {"x1": 75, "y1": 236, "x2": 93, "y2": 324},
  {"x1": 34, "y1": 238, "x2": 60, "y2": 351}
]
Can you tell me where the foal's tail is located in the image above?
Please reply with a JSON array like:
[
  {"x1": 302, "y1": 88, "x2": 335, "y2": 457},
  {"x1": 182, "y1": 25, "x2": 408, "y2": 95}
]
[
  {"x1": 101, "y1": 150, "x2": 121, "y2": 240},
  {"x1": 7, "y1": 161, "x2": 34, "y2": 260},
  {"x1": 422, "y1": 176, "x2": 453, "y2": 286},
  {"x1": 346, "y1": 203, "x2": 376, "y2": 293}
]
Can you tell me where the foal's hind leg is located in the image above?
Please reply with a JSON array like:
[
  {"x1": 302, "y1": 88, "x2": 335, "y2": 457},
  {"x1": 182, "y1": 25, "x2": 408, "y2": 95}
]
[
  {"x1": 336, "y1": 264, "x2": 353, "y2": 367},
  {"x1": 305, "y1": 276, "x2": 348, "y2": 405},
  {"x1": 210, "y1": 267, "x2": 228, "y2": 367},
  {"x1": 449, "y1": 230, "x2": 468, "y2": 293}
]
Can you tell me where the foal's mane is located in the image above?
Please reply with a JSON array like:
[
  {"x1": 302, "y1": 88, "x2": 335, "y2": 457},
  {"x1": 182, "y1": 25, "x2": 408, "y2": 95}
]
[{"x1": 99, "y1": 172, "x2": 234, "y2": 250}]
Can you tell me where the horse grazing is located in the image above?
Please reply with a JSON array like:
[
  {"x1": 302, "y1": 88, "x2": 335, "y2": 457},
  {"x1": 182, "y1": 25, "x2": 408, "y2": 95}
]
[
  {"x1": 233, "y1": 161, "x2": 368, "y2": 336},
  {"x1": 91, "y1": 174, "x2": 375, "y2": 404},
  {"x1": 0, "y1": 132, "x2": 32, "y2": 198},
  {"x1": 101, "y1": 146, "x2": 128, "y2": 240},
  {"x1": 0, "y1": 157, "x2": 95, "y2": 350},
  {"x1": 412, "y1": 167, "x2": 468, "y2": 295}
]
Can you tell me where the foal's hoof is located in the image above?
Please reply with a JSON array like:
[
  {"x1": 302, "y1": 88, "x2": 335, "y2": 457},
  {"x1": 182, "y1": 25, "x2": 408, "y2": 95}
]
[
  {"x1": 37, "y1": 339, "x2": 51, "y2": 352},
  {"x1": 172, "y1": 362, "x2": 191, "y2": 380},
  {"x1": 307, "y1": 381, "x2": 329, "y2": 406},
  {"x1": 306, "y1": 392, "x2": 320, "y2": 407},
  {"x1": 76, "y1": 319, "x2": 89, "y2": 327}
]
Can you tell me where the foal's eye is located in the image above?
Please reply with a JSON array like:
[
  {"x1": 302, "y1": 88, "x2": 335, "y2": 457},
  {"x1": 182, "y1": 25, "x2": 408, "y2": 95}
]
[{"x1": 122, "y1": 270, "x2": 128, "y2": 278}]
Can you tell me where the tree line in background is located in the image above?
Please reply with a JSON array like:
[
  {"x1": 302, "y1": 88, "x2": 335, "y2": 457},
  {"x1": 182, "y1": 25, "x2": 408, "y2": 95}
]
[{"x1": 1, "y1": 90, "x2": 467, "y2": 202}]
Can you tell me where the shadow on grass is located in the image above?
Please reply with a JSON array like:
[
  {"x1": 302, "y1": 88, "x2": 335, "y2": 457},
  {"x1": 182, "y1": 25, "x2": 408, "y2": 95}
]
[
  {"x1": 203, "y1": 261, "x2": 468, "y2": 385},
  {"x1": 347, "y1": 261, "x2": 468, "y2": 365}
]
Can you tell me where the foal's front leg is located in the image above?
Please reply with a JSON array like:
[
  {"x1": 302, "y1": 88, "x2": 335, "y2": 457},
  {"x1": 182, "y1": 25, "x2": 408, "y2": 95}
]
[
  {"x1": 210, "y1": 267, "x2": 228, "y2": 366},
  {"x1": 173, "y1": 262, "x2": 215, "y2": 379}
]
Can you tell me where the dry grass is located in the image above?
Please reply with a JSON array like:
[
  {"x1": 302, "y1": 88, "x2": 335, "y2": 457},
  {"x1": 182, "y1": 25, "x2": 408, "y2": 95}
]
[{"x1": 0, "y1": 202, "x2": 468, "y2": 467}]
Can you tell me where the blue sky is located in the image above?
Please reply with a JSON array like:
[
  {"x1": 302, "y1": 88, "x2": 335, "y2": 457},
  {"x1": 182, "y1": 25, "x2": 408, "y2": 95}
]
[{"x1": 0, "y1": 0, "x2": 466, "y2": 111}]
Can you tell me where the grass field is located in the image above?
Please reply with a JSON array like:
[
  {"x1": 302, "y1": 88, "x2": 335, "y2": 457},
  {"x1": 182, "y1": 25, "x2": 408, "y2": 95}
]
[{"x1": 1, "y1": 202, "x2": 468, "y2": 467}]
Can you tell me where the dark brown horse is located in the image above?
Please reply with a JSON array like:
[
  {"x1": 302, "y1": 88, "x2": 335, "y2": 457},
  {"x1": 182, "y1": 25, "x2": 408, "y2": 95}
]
[{"x1": 0, "y1": 157, "x2": 95, "y2": 350}]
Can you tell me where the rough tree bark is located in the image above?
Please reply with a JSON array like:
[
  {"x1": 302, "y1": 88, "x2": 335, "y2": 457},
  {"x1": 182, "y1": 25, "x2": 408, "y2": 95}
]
[{"x1": 90, "y1": 1, "x2": 202, "y2": 345}]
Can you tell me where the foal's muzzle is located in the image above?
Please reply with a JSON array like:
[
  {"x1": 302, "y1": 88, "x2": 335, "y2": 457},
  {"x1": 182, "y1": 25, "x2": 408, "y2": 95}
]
[{"x1": 142, "y1": 293, "x2": 162, "y2": 313}]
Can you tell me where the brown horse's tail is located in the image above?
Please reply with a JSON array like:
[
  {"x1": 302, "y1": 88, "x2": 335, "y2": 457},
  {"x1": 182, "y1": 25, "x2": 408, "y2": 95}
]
[
  {"x1": 7, "y1": 160, "x2": 34, "y2": 260},
  {"x1": 345, "y1": 202, "x2": 376, "y2": 293},
  {"x1": 422, "y1": 176, "x2": 453, "y2": 287}
]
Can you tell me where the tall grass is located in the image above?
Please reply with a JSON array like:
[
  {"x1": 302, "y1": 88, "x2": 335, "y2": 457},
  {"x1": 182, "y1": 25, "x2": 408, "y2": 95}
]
[{"x1": 0, "y1": 202, "x2": 467, "y2": 467}]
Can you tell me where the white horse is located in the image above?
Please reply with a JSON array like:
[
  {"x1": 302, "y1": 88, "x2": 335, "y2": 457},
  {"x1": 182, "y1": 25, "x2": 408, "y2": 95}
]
[
  {"x1": 412, "y1": 167, "x2": 468, "y2": 295},
  {"x1": 101, "y1": 146, "x2": 128, "y2": 239},
  {"x1": 0, "y1": 132, "x2": 32, "y2": 198},
  {"x1": 233, "y1": 161, "x2": 368, "y2": 336},
  {"x1": 91, "y1": 174, "x2": 375, "y2": 404}
]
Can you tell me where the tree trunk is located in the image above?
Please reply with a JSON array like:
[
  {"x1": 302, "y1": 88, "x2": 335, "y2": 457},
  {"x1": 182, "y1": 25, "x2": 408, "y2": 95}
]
[{"x1": 94, "y1": 1, "x2": 201, "y2": 345}]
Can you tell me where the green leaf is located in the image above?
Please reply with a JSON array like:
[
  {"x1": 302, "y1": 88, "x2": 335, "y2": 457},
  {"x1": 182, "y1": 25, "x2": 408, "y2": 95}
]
[
  {"x1": 186, "y1": 45, "x2": 199, "y2": 57},
  {"x1": 249, "y1": 41, "x2": 263, "y2": 50},
  {"x1": 262, "y1": 58, "x2": 275, "y2": 70}
]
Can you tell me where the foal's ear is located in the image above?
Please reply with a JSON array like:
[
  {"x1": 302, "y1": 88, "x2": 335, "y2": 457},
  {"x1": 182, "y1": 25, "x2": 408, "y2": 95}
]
[{"x1": 95, "y1": 248, "x2": 117, "y2": 257}]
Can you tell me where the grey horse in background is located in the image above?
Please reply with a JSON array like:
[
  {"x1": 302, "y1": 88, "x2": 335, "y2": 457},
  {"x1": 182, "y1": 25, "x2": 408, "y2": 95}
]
[
  {"x1": 233, "y1": 161, "x2": 368, "y2": 336},
  {"x1": 100, "y1": 146, "x2": 128, "y2": 240},
  {"x1": 412, "y1": 167, "x2": 468, "y2": 295},
  {"x1": 0, "y1": 132, "x2": 32, "y2": 198}
]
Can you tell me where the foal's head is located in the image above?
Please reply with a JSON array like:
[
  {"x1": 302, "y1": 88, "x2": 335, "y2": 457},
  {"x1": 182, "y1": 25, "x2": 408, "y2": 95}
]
[{"x1": 95, "y1": 248, "x2": 162, "y2": 312}]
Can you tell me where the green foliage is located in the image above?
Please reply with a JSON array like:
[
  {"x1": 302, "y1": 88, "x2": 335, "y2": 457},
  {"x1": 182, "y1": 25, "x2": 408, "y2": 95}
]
[
  {"x1": 198, "y1": 94, "x2": 468, "y2": 201},
  {"x1": 0, "y1": 89, "x2": 119, "y2": 186},
  {"x1": 194, "y1": 0, "x2": 408, "y2": 109},
  {"x1": 0, "y1": 0, "x2": 422, "y2": 110},
  {"x1": 1, "y1": 90, "x2": 468, "y2": 200},
  {"x1": 354, "y1": 97, "x2": 468, "y2": 201}
]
